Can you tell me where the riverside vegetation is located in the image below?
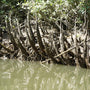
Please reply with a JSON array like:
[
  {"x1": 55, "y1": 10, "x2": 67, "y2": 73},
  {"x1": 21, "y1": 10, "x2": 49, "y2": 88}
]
[{"x1": 0, "y1": 0, "x2": 90, "y2": 68}]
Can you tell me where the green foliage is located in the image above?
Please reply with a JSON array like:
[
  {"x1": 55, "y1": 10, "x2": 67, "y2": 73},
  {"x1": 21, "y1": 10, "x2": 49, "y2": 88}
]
[
  {"x1": 0, "y1": 0, "x2": 25, "y2": 24},
  {"x1": 21, "y1": 0, "x2": 69, "y2": 22},
  {"x1": 21, "y1": 0, "x2": 90, "y2": 23},
  {"x1": 0, "y1": 0, "x2": 90, "y2": 25}
]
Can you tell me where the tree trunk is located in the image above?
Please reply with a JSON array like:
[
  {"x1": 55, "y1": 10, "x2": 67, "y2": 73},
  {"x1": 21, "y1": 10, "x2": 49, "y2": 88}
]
[
  {"x1": 86, "y1": 0, "x2": 90, "y2": 36},
  {"x1": 87, "y1": 13, "x2": 90, "y2": 36},
  {"x1": 36, "y1": 18, "x2": 45, "y2": 54},
  {"x1": 74, "y1": 18, "x2": 80, "y2": 66},
  {"x1": 27, "y1": 11, "x2": 36, "y2": 43}
]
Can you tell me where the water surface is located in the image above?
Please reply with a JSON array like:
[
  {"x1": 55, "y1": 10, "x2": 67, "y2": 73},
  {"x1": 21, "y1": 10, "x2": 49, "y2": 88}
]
[{"x1": 0, "y1": 59, "x2": 90, "y2": 90}]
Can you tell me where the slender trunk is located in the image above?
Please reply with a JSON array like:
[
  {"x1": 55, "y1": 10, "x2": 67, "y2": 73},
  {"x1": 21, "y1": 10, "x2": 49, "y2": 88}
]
[
  {"x1": 5, "y1": 16, "x2": 18, "y2": 50},
  {"x1": 74, "y1": 18, "x2": 79, "y2": 66},
  {"x1": 83, "y1": 11, "x2": 90, "y2": 68},
  {"x1": 60, "y1": 22, "x2": 64, "y2": 52},
  {"x1": 85, "y1": 0, "x2": 90, "y2": 36},
  {"x1": 55, "y1": 20, "x2": 66, "y2": 64},
  {"x1": 87, "y1": 14, "x2": 90, "y2": 36},
  {"x1": 16, "y1": 18, "x2": 25, "y2": 44},
  {"x1": 36, "y1": 18, "x2": 45, "y2": 54},
  {"x1": 27, "y1": 11, "x2": 36, "y2": 44},
  {"x1": 16, "y1": 18, "x2": 23, "y2": 37},
  {"x1": 25, "y1": 21, "x2": 39, "y2": 55},
  {"x1": 84, "y1": 28, "x2": 88, "y2": 67}
]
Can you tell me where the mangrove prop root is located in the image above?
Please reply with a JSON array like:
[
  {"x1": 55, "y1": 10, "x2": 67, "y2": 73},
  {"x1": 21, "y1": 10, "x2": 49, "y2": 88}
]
[
  {"x1": 27, "y1": 11, "x2": 36, "y2": 43},
  {"x1": 17, "y1": 38, "x2": 29, "y2": 57},
  {"x1": 36, "y1": 18, "x2": 45, "y2": 55},
  {"x1": 42, "y1": 38, "x2": 90, "y2": 64}
]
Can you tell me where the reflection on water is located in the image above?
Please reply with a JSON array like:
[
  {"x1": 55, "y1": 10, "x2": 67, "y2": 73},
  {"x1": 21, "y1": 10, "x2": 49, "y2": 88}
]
[{"x1": 0, "y1": 59, "x2": 90, "y2": 90}]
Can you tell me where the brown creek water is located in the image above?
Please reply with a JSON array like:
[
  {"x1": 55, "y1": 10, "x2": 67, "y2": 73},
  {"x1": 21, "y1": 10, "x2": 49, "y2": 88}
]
[{"x1": 0, "y1": 59, "x2": 90, "y2": 90}]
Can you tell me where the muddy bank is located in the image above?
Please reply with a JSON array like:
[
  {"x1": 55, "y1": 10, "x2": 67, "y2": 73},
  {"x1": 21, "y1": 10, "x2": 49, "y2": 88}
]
[{"x1": 0, "y1": 13, "x2": 90, "y2": 69}]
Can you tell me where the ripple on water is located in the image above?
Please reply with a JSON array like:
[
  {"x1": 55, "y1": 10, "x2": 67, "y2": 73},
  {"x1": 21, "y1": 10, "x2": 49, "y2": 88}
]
[{"x1": 0, "y1": 59, "x2": 90, "y2": 90}]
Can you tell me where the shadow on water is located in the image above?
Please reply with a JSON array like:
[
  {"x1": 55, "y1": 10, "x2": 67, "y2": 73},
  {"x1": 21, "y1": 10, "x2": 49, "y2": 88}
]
[{"x1": 0, "y1": 59, "x2": 90, "y2": 90}]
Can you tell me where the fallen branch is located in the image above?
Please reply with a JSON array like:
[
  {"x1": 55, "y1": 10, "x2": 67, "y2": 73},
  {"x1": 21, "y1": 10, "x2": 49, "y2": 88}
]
[{"x1": 55, "y1": 38, "x2": 90, "y2": 58}]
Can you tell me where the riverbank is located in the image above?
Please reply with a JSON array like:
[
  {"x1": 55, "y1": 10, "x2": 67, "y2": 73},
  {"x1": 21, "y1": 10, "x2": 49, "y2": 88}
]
[
  {"x1": 0, "y1": 0, "x2": 90, "y2": 69},
  {"x1": 0, "y1": 17, "x2": 90, "y2": 68}
]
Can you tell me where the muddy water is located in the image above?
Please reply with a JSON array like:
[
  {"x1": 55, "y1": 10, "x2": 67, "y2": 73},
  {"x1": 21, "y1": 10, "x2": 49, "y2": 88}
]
[{"x1": 0, "y1": 59, "x2": 90, "y2": 90}]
